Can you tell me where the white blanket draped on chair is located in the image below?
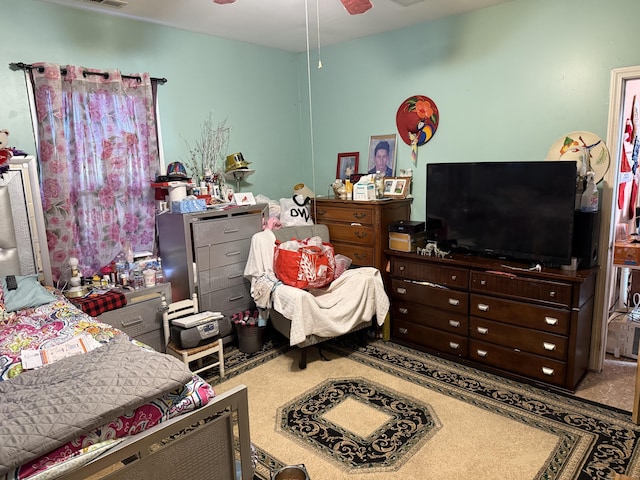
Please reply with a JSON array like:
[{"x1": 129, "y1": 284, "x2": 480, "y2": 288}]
[{"x1": 244, "y1": 229, "x2": 389, "y2": 346}]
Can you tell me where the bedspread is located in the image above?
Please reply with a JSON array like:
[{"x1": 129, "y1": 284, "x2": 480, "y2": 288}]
[{"x1": 0, "y1": 335, "x2": 194, "y2": 475}]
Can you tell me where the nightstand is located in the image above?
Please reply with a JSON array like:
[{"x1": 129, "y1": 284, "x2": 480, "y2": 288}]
[{"x1": 97, "y1": 283, "x2": 172, "y2": 352}]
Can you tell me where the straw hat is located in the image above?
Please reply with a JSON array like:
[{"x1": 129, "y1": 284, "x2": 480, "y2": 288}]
[{"x1": 225, "y1": 152, "x2": 251, "y2": 173}]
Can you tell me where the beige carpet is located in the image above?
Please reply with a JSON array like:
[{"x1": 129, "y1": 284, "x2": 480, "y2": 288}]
[{"x1": 211, "y1": 338, "x2": 640, "y2": 480}]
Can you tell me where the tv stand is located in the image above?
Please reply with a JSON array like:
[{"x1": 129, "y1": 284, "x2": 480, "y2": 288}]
[{"x1": 386, "y1": 250, "x2": 597, "y2": 391}]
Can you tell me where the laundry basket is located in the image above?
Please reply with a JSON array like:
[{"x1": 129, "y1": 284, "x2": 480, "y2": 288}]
[{"x1": 237, "y1": 324, "x2": 265, "y2": 354}]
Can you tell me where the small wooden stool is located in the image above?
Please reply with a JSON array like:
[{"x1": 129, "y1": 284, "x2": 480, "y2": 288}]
[
  {"x1": 163, "y1": 294, "x2": 225, "y2": 378},
  {"x1": 166, "y1": 339, "x2": 224, "y2": 377}
]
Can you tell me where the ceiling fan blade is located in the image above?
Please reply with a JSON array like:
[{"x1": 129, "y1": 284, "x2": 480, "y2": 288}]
[
  {"x1": 213, "y1": 0, "x2": 236, "y2": 4},
  {"x1": 340, "y1": 0, "x2": 373, "y2": 15}
]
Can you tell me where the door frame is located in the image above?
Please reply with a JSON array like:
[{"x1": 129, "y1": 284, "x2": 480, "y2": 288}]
[{"x1": 594, "y1": 65, "x2": 640, "y2": 372}]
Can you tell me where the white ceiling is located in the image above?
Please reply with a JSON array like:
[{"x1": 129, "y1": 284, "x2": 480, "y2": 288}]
[{"x1": 39, "y1": 0, "x2": 513, "y2": 52}]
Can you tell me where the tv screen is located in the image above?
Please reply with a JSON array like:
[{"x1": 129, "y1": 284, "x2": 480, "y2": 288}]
[{"x1": 426, "y1": 161, "x2": 577, "y2": 266}]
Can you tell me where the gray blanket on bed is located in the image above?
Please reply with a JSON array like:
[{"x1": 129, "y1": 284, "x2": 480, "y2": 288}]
[{"x1": 0, "y1": 335, "x2": 194, "y2": 475}]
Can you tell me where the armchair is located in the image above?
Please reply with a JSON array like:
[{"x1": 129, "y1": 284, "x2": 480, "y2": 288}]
[{"x1": 244, "y1": 224, "x2": 389, "y2": 369}]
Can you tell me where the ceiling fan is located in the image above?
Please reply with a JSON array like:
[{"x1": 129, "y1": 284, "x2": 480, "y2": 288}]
[{"x1": 213, "y1": 0, "x2": 373, "y2": 15}]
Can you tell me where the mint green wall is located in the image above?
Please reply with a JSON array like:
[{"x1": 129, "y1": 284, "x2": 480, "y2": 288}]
[
  {"x1": 301, "y1": 0, "x2": 640, "y2": 220},
  {"x1": 4, "y1": 0, "x2": 640, "y2": 216},
  {"x1": 3, "y1": 0, "x2": 304, "y2": 197}
]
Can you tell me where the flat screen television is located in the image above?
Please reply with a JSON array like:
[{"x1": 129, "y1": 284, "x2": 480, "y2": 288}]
[{"x1": 425, "y1": 161, "x2": 577, "y2": 266}]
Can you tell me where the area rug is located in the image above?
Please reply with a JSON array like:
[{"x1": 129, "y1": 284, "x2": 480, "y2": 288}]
[{"x1": 210, "y1": 336, "x2": 640, "y2": 480}]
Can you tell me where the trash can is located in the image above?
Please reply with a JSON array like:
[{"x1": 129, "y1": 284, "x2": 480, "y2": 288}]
[
  {"x1": 237, "y1": 324, "x2": 265, "y2": 354},
  {"x1": 271, "y1": 464, "x2": 309, "y2": 480}
]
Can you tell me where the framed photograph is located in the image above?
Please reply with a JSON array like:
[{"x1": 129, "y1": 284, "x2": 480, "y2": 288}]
[
  {"x1": 233, "y1": 192, "x2": 256, "y2": 206},
  {"x1": 368, "y1": 134, "x2": 397, "y2": 177},
  {"x1": 383, "y1": 176, "x2": 411, "y2": 199},
  {"x1": 336, "y1": 152, "x2": 359, "y2": 181}
]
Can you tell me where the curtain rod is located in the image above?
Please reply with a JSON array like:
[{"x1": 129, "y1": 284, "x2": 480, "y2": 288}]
[{"x1": 9, "y1": 62, "x2": 167, "y2": 85}]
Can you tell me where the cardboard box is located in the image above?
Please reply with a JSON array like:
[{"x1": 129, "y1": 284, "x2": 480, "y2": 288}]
[
  {"x1": 353, "y1": 182, "x2": 376, "y2": 201},
  {"x1": 613, "y1": 242, "x2": 640, "y2": 266},
  {"x1": 389, "y1": 231, "x2": 426, "y2": 252},
  {"x1": 171, "y1": 199, "x2": 207, "y2": 213}
]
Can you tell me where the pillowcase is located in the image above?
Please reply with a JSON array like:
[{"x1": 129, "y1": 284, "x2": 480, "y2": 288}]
[{"x1": 1, "y1": 275, "x2": 57, "y2": 312}]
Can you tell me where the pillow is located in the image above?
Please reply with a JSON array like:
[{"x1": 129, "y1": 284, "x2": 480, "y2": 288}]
[{"x1": 1, "y1": 275, "x2": 57, "y2": 312}]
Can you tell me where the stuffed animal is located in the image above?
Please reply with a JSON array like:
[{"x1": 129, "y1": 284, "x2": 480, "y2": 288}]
[{"x1": 0, "y1": 130, "x2": 13, "y2": 178}]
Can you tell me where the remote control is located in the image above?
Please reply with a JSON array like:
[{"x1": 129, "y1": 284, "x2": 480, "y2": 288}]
[{"x1": 5, "y1": 275, "x2": 18, "y2": 291}]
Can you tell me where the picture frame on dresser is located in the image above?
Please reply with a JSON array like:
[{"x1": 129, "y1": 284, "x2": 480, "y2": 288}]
[
  {"x1": 337, "y1": 152, "x2": 359, "y2": 181},
  {"x1": 367, "y1": 134, "x2": 397, "y2": 176},
  {"x1": 383, "y1": 176, "x2": 411, "y2": 199}
]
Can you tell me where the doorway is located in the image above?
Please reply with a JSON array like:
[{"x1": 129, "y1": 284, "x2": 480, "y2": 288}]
[{"x1": 595, "y1": 67, "x2": 640, "y2": 380}]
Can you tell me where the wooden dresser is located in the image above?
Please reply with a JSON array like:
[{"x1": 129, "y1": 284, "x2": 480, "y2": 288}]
[
  {"x1": 387, "y1": 250, "x2": 597, "y2": 391},
  {"x1": 313, "y1": 198, "x2": 412, "y2": 274}
]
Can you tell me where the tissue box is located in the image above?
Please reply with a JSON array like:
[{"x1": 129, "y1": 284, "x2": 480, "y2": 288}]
[
  {"x1": 353, "y1": 182, "x2": 376, "y2": 201},
  {"x1": 171, "y1": 199, "x2": 207, "y2": 213},
  {"x1": 614, "y1": 242, "x2": 640, "y2": 266}
]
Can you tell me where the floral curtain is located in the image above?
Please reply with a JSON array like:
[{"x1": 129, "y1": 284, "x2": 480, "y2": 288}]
[{"x1": 29, "y1": 63, "x2": 159, "y2": 281}]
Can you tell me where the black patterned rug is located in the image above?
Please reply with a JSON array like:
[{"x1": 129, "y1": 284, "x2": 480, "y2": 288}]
[{"x1": 208, "y1": 333, "x2": 640, "y2": 480}]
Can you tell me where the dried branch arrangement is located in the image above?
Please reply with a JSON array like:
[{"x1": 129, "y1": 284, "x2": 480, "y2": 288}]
[{"x1": 183, "y1": 113, "x2": 231, "y2": 182}]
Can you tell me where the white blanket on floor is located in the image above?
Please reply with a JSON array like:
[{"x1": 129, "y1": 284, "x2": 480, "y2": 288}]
[{"x1": 244, "y1": 229, "x2": 389, "y2": 346}]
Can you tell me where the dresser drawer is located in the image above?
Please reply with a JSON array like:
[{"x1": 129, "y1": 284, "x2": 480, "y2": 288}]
[
  {"x1": 196, "y1": 238, "x2": 252, "y2": 269},
  {"x1": 469, "y1": 339, "x2": 566, "y2": 387},
  {"x1": 392, "y1": 301, "x2": 468, "y2": 335},
  {"x1": 192, "y1": 215, "x2": 262, "y2": 246},
  {"x1": 332, "y1": 242, "x2": 374, "y2": 266},
  {"x1": 469, "y1": 316, "x2": 567, "y2": 360},
  {"x1": 470, "y1": 293, "x2": 570, "y2": 335},
  {"x1": 390, "y1": 278, "x2": 468, "y2": 313},
  {"x1": 198, "y1": 262, "x2": 246, "y2": 294},
  {"x1": 393, "y1": 318, "x2": 468, "y2": 357},
  {"x1": 199, "y1": 282, "x2": 253, "y2": 317},
  {"x1": 391, "y1": 258, "x2": 468, "y2": 289},
  {"x1": 325, "y1": 224, "x2": 374, "y2": 246},
  {"x1": 470, "y1": 271, "x2": 572, "y2": 307},
  {"x1": 98, "y1": 297, "x2": 163, "y2": 345},
  {"x1": 315, "y1": 204, "x2": 373, "y2": 225}
]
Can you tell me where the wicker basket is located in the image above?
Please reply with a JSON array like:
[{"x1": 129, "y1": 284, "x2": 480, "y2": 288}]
[{"x1": 237, "y1": 324, "x2": 265, "y2": 354}]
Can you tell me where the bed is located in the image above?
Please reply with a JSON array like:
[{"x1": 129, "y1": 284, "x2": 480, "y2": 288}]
[{"x1": 0, "y1": 157, "x2": 253, "y2": 480}]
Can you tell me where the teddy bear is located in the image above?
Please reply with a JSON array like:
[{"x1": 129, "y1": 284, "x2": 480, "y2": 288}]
[{"x1": 0, "y1": 130, "x2": 13, "y2": 178}]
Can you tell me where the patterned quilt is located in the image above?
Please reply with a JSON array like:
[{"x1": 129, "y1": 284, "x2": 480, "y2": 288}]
[{"x1": 0, "y1": 289, "x2": 216, "y2": 480}]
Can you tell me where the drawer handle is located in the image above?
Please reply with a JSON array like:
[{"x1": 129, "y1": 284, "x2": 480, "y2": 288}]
[
  {"x1": 399, "y1": 307, "x2": 408, "y2": 314},
  {"x1": 226, "y1": 251, "x2": 241, "y2": 257},
  {"x1": 545, "y1": 317, "x2": 559, "y2": 326},
  {"x1": 229, "y1": 294, "x2": 245, "y2": 301},
  {"x1": 317, "y1": 209, "x2": 327, "y2": 215},
  {"x1": 121, "y1": 315, "x2": 143, "y2": 328},
  {"x1": 451, "y1": 275, "x2": 457, "y2": 281},
  {"x1": 228, "y1": 273, "x2": 243, "y2": 279},
  {"x1": 549, "y1": 291, "x2": 556, "y2": 298},
  {"x1": 542, "y1": 367, "x2": 555, "y2": 376},
  {"x1": 449, "y1": 342, "x2": 460, "y2": 350},
  {"x1": 354, "y1": 231, "x2": 368, "y2": 239},
  {"x1": 352, "y1": 212, "x2": 366, "y2": 220},
  {"x1": 448, "y1": 298, "x2": 460, "y2": 306},
  {"x1": 399, "y1": 327, "x2": 408, "y2": 335},
  {"x1": 354, "y1": 253, "x2": 367, "y2": 260},
  {"x1": 449, "y1": 319, "x2": 460, "y2": 328},
  {"x1": 480, "y1": 280, "x2": 486, "y2": 286},
  {"x1": 477, "y1": 326, "x2": 488, "y2": 335},
  {"x1": 543, "y1": 342, "x2": 557, "y2": 351},
  {"x1": 396, "y1": 287, "x2": 407, "y2": 295},
  {"x1": 399, "y1": 265, "x2": 405, "y2": 271},
  {"x1": 476, "y1": 349, "x2": 488, "y2": 358},
  {"x1": 224, "y1": 228, "x2": 240, "y2": 234},
  {"x1": 477, "y1": 303, "x2": 489, "y2": 312}
]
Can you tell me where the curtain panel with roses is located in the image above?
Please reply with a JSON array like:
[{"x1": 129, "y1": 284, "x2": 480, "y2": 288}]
[{"x1": 28, "y1": 63, "x2": 159, "y2": 281}]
